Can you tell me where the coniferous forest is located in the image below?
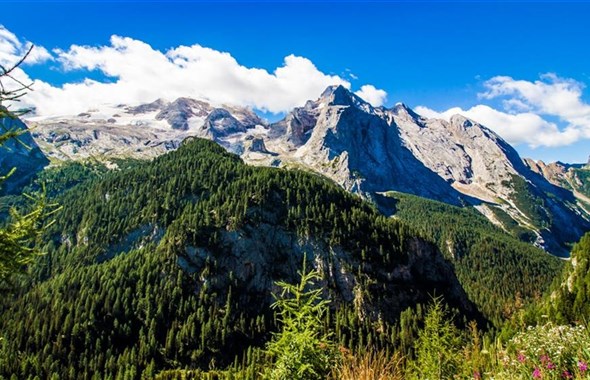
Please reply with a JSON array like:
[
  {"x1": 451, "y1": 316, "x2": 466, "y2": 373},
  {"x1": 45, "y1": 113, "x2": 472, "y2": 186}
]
[{"x1": 2, "y1": 137, "x2": 589, "y2": 379}]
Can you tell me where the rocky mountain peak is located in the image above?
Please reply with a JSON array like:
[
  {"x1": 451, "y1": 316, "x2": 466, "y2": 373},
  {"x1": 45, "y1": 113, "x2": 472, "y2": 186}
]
[
  {"x1": 320, "y1": 84, "x2": 348, "y2": 99},
  {"x1": 319, "y1": 84, "x2": 369, "y2": 109},
  {"x1": 390, "y1": 102, "x2": 423, "y2": 123},
  {"x1": 202, "y1": 108, "x2": 247, "y2": 137},
  {"x1": 449, "y1": 114, "x2": 474, "y2": 129},
  {"x1": 155, "y1": 97, "x2": 214, "y2": 130},
  {"x1": 18, "y1": 87, "x2": 590, "y2": 256},
  {"x1": 125, "y1": 98, "x2": 169, "y2": 115}
]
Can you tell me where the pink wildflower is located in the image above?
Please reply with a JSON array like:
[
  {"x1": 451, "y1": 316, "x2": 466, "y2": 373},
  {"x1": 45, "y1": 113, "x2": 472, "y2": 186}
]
[
  {"x1": 473, "y1": 371, "x2": 481, "y2": 380},
  {"x1": 533, "y1": 367, "x2": 542, "y2": 379},
  {"x1": 517, "y1": 353, "x2": 526, "y2": 363},
  {"x1": 562, "y1": 370, "x2": 572, "y2": 379},
  {"x1": 579, "y1": 361, "x2": 588, "y2": 372}
]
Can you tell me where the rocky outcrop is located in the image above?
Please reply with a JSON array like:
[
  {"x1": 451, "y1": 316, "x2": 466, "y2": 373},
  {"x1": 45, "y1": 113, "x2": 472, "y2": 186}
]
[
  {"x1": 155, "y1": 98, "x2": 213, "y2": 130},
  {"x1": 273, "y1": 85, "x2": 466, "y2": 205},
  {"x1": 200, "y1": 108, "x2": 249, "y2": 137},
  {"x1": 27, "y1": 98, "x2": 265, "y2": 161},
  {"x1": 177, "y1": 221, "x2": 482, "y2": 325},
  {"x1": 29, "y1": 121, "x2": 184, "y2": 161},
  {"x1": 244, "y1": 136, "x2": 272, "y2": 154},
  {"x1": 269, "y1": 101, "x2": 320, "y2": 146},
  {"x1": 0, "y1": 116, "x2": 49, "y2": 194},
  {"x1": 126, "y1": 98, "x2": 168, "y2": 115},
  {"x1": 523, "y1": 159, "x2": 571, "y2": 187}
]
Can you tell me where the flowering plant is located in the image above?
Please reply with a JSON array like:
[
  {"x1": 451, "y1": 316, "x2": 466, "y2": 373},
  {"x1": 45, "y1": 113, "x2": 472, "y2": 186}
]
[{"x1": 496, "y1": 323, "x2": 590, "y2": 379}]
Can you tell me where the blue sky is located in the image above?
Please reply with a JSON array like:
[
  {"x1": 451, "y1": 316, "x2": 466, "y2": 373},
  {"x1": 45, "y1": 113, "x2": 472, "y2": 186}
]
[{"x1": 1, "y1": 1, "x2": 590, "y2": 163}]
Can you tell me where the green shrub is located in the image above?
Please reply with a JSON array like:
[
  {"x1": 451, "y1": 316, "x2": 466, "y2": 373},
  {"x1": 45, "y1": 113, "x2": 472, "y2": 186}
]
[
  {"x1": 264, "y1": 257, "x2": 338, "y2": 380},
  {"x1": 408, "y1": 297, "x2": 462, "y2": 380}
]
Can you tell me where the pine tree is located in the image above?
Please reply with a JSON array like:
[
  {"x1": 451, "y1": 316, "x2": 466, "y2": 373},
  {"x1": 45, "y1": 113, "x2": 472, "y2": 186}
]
[
  {"x1": 0, "y1": 45, "x2": 59, "y2": 289},
  {"x1": 409, "y1": 296, "x2": 462, "y2": 380},
  {"x1": 264, "y1": 256, "x2": 338, "y2": 380}
]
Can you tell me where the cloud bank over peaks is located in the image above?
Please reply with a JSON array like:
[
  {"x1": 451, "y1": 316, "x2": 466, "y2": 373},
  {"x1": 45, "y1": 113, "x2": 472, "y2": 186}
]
[
  {"x1": 0, "y1": 26, "x2": 388, "y2": 116},
  {"x1": 416, "y1": 74, "x2": 590, "y2": 148}
]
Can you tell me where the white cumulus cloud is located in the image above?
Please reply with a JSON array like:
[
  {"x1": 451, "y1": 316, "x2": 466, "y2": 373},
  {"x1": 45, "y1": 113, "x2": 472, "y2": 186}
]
[
  {"x1": 416, "y1": 74, "x2": 590, "y2": 148},
  {"x1": 0, "y1": 25, "x2": 52, "y2": 67},
  {"x1": 0, "y1": 27, "x2": 388, "y2": 117},
  {"x1": 355, "y1": 84, "x2": 388, "y2": 107}
]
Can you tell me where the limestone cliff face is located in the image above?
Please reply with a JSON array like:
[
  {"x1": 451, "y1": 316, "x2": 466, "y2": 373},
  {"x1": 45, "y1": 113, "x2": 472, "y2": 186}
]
[
  {"x1": 176, "y1": 220, "x2": 481, "y2": 325},
  {"x1": 267, "y1": 86, "x2": 465, "y2": 205},
  {"x1": 394, "y1": 110, "x2": 521, "y2": 203},
  {"x1": 27, "y1": 99, "x2": 265, "y2": 161},
  {"x1": 523, "y1": 159, "x2": 571, "y2": 187},
  {"x1": 264, "y1": 87, "x2": 588, "y2": 254}
]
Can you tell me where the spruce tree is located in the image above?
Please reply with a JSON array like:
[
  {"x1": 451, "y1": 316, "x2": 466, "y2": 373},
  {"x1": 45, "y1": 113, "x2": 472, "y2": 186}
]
[{"x1": 0, "y1": 45, "x2": 58, "y2": 289}]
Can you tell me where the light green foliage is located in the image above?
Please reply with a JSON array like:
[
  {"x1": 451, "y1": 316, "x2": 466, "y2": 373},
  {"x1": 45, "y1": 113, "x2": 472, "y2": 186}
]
[
  {"x1": 507, "y1": 174, "x2": 549, "y2": 229},
  {"x1": 574, "y1": 168, "x2": 590, "y2": 198},
  {"x1": 0, "y1": 189, "x2": 58, "y2": 288},
  {"x1": 408, "y1": 297, "x2": 462, "y2": 380},
  {"x1": 265, "y1": 258, "x2": 337, "y2": 380},
  {"x1": 544, "y1": 232, "x2": 590, "y2": 324}
]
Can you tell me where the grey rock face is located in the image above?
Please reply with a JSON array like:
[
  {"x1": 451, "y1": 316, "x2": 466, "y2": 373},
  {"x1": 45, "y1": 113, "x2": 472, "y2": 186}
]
[
  {"x1": 0, "y1": 116, "x2": 49, "y2": 194},
  {"x1": 260, "y1": 87, "x2": 589, "y2": 253},
  {"x1": 29, "y1": 121, "x2": 184, "y2": 161},
  {"x1": 266, "y1": 85, "x2": 467, "y2": 206},
  {"x1": 175, "y1": 221, "x2": 481, "y2": 324},
  {"x1": 126, "y1": 98, "x2": 168, "y2": 115},
  {"x1": 245, "y1": 137, "x2": 271, "y2": 154},
  {"x1": 270, "y1": 104, "x2": 319, "y2": 146},
  {"x1": 155, "y1": 98, "x2": 213, "y2": 130},
  {"x1": 27, "y1": 97, "x2": 264, "y2": 161},
  {"x1": 201, "y1": 108, "x2": 248, "y2": 137}
]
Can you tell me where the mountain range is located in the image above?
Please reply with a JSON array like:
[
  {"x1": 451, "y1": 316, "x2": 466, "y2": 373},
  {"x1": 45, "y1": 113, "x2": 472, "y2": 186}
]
[
  {"x1": 2, "y1": 86, "x2": 588, "y2": 378},
  {"x1": 7, "y1": 85, "x2": 590, "y2": 256}
]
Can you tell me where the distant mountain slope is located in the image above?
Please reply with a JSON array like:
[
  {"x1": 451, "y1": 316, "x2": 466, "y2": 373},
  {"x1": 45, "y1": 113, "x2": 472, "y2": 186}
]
[
  {"x1": 524, "y1": 158, "x2": 590, "y2": 208},
  {"x1": 26, "y1": 98, "x2": 265, "y2": 161},
  {"x1": 386, "y1": 191, "x2": 561, "y2": 324}
]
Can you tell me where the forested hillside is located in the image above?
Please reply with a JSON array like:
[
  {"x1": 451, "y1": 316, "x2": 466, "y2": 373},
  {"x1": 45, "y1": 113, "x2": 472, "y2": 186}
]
[
  {"x1": 542, "y1": 232, "x2": 590, "y2": 324},
  {"x1": 0, "y1": 138, "x2": 563, "y2": 378},
  {"x1": 386, "y1": 192, "x2": 562, "y2": 325}
]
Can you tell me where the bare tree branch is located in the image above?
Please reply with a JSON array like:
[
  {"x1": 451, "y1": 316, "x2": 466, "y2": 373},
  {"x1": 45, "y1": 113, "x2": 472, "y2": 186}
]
[{"x1": 0, "y1": 44, "x2": 34, "y2": 77}]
